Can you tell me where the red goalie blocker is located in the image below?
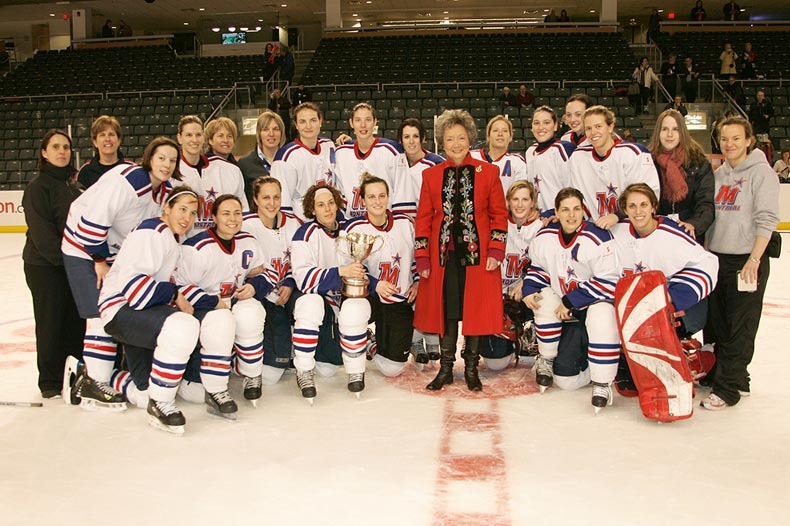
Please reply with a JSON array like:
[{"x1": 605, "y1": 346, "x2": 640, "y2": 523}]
[{"x1": 614, "y1": 271, "x2": 694, "y2": 422}]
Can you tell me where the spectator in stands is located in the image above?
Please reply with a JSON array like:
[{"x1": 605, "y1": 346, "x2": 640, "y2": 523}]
[
  {"x1": 748, "y1": 89, "x2": 774, "y2": 135},
  {"x1": 292, "y1": 84, "x2": 312, "y2": 105},
  {"x1": 719, "y1": 43, "x2": 738, "y2": 77},
  {"x1": 647, "y1": 9, "x2": 662, "y2": 44},
  {"x1": 703, "y1": 115, "x2": 779, "y2": 411},
  {"x1": 516, "y1": 84, "x2": 536, "y2": 109},
  {"x1": 622, "y1": 129, "x2": 637, "y2": 142},
  {"x1": 660, "y1": 54, "x2": 680, "y2": 99},
  {"x1": 279, "y1": 46, "x2": 295, "y2": 84},
  {"x1": 633, "y1": 56, "x2": 659, "y2": 114},
  {"x1": 499, "y1": 86, "x2": 517, "y2": 108},
  {"x1": 264, "y1": 43, "x2": 277, "y2": 80},
  {"x1": 773, "y1": 149, "x2": 790, "y2": 182},
  {"x1": 648, "y1": 108, "x2": 715, "y2": 243},
  {"x1": 23, "y1": 129, "x2": 85, "y2": 398},
  {"x1": 238, "y1": 111, "x2": 286, "y2": 202},
  {"x1": 723, "y1": 75, "x2": 746, "y2": 107},
  {"x1": 101, "y1": 20, "x2": 114, "y2": 39},
  {"x1": 740, "y1": 42, "x2": 757, "y2": 79},
  {"x1": 664, "y1": 95, "x2": 689, "y2": 117},
  {"x1": 268, "y1": 88, "x2": 292, "y2": 140},
  {"x1": 681, "y1": 56, "x2": 700, "y2": 103},
  {"x1": 722, "y1": 0, "x2": 741, "y2": 21},
  {"x1": 117, "y1": 20, "x2": 132, "y2": 37},
  {"x1": 559, "y1": 9, "x2": 570, "y2": 22},
  {"x1": 77, "y1": 115, "x2": 125, "y2": 189},
  {"x1": 544, "y1": 9, "x2": 560, "y2": 23},
  {"x1": 690, "y1": 0, "x2": 707, "y2": 21}
]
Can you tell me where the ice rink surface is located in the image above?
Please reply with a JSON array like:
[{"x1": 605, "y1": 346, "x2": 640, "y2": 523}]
[{"x1": 1, "y1": 232, "x2": 788, "y2": 526}]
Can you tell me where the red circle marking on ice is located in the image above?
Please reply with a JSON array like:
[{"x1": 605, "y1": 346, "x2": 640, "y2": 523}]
[
  {"x1": 385, "y1": 360, "x2": 542, "y2": 399},
  {"x1": 0, "y1": 342, "x2": 35, "y2": 356},
  {"x1": 12, "y1": 326, "x2": 36, "y2": 339}
]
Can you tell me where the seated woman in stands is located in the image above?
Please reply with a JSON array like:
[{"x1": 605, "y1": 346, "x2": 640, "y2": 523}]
[
  {"x1": 525, "y1": 105, "x2": 576, "y2": 213},
  {"x1": 238, "y1": 110, "x2": 286, "y2": 202},
  {"x1": 270, "y1": 102, "x2": 337, "y2": 221},
  {"x1": 77, "y1": 115, "x2": 125, "y2": 189},
  {"x1": 470, "y1": 115, "x2": 528, "y2": 196},
  {"x1": 176, "y1": 115, "x2": 248, "y2": 235}
]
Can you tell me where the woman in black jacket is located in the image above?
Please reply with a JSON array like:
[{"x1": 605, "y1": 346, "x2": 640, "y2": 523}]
[
  {"x1": 648, "y1": 109, "x2": 714, "y2": 243},
  {"x1": 22, "y1": 129, "x2": 85, "y2": 398}
]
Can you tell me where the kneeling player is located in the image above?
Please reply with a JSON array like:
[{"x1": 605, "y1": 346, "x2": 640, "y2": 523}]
[
  {"x1": 98, "y1": 187, "x2": 200, "y2": 434},
  {"x1": 343, "y1": 175, "x2": 418, "y2": 377},
  {"x1": 522, "y1": 188, "x2": 621, "y2": 413},
  {"x1": 291, "y1": 185, "x2": 371, "y2": 403},
  {"x1": 176, "y1": 195, "x2": 276, "y2": 416}
]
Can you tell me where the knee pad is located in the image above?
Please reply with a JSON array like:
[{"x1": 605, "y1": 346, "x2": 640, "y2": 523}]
[
  {"x1": 585, "y1": 302, "x2": 618, "y2": 342},
  {"x1": 483, "y1": 355, "x2": 514, "y2": 371},
  {"x1": 373, "y1": 354, "x2": 406, "y2": 377},
  {"x1": 294, "y1": 294, "x2": 326, "y2": 328},
  {"x1": 532, "y1": 287, "x2": 562, "y2": 324},
  {"x1": 315, "y1": 361, "x2": 339, "y2": 377},
  {"x1": 177, "y1": 379, "x2": 205, "y2": 403},
  {"x1": 233, "y1": 299, "x2": 266, "y2": 338},
  {"x1": 199, "y1": 309, "x2": 236, "y2": 356},
  {"x1": 157, "y1": 312, "x2": 200, "y2": 361},
  {"x1": 261, "y1": 364, "x2": 285, "y2": 385},
  {"x1": 338, "y1": 298, "x2": 371, "y2": 335}
]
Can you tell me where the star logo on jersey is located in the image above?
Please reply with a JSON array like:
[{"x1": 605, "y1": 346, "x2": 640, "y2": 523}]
[
  {"x1": 284, "y1": 248, "x2": 291, "y2": 261},
  {"x1": 533, "y1": 174, "x2": 542, "y2": 191},
  {"x1": 733, "y1": 177, "x2": 746, "y2": 188},
  {"x1": 393, "y1": 252, "x2": 401, "y2": 266},
  {"x1": 606, "y1": 182, "x2": 618, "y2": 196},
  {"x1": 206, "y1": 186, "x2": 218, "y2": 200},
  {"x1": 635, "y1": 261, "x2": 646, "y2": 273},
  {"x1": 566, "y1": 266, "x2": 576, "y2": 280}
]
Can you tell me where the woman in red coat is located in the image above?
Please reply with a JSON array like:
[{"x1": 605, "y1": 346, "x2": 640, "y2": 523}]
[{"x1": 415, "y1": 109, "x2": 508, "y2": 391}]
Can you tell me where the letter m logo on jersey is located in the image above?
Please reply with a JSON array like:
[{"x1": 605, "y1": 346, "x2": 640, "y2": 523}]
[
  {"x1": 351, "y1": 187, "x2": 363, "y2": 213},
  {"x1": 595, "y1": 192, "x2": 618, "y2": 216},
  {"x1": 505, "y1": 254, "x2": 528, "y2": 279},
  {"x1": 715, "y1": 185, "x2": 740, "y2": 204},
  {"x1": 378, "y1": 262, "x2": 400, "y2": 284}
]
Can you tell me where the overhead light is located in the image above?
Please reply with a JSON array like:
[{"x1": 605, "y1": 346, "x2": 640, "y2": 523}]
[
  {"x1": 183, "y1": 22, "x2": 189, "y2": 25},
  {"x1": 199, "y1": 7, "x2": 205, "y2": 11},
  {"x1": 211, "y1": 27, "x2": 220, "y2": 32},
  {"x1": 366, "y1": 1, "x2": 372, "y2": 3},
  {"x1": 443, "y1": 11, "x2": 448, "y2": 14},
  {"x1": 255, "y1": 26, "x2": 262, "y2": 31},
  {"x1": 352, "y1": 22, "x2": 361, "y2": 28},
  {"x1": 352, "y1": 13, "x2": 358, "y2": 16},
  {"x1": 281, "y1": 3, "x2": 288, "y2": 7},
  {"x1": 49, "y1": 13, "x2": 55, "y2": 16},
  {"x1": 240, "y1": 27, "x2": 249, "y2": 31},
  {"x1": 228, "y1": 26, "x2": 236, "y2": 31},
  {"x1": 590, "y1": 10, "x2": 596, "y2": 13}
]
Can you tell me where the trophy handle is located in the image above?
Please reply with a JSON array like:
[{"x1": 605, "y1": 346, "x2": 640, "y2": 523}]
[
  {"x1": 372, "y1": 235, "x2": 385, "y2": 254},
  {"x1": 336, "y1": 234, "x2": 353, "y2": 260}
]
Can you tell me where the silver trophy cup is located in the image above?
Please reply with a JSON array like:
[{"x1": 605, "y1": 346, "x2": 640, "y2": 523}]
[{"x1": 336, "y1": 232, "x2": 384, "y2": 298}]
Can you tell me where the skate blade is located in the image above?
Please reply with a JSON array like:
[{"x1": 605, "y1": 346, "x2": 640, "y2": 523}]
[
  {"x1": 539, "y1": 385, "x2": 548, "y2": 394},
  {"x1": 305, "y1": 397, "x2": 314, "y2": 406},
  {"x1": 147, "y1": 415, "x2": 185, "y2": 435},
  {"x1": 206, "y1": 406, "x2": 238, "y2": 420},
  {"x1": 354, "y1": 392, "x2": 361, "y2": 399},
  {"x1": 248, "y1": 399, "x2": 258, "y2": 408},
  {"x1": 594, "y1": 406, "x2": 603, "y2": 415},
  {"x1": 80, "y1": 399, "x2": 127, "y2": 413}
]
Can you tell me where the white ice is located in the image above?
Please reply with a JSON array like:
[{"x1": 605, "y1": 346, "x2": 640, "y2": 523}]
[{"x1": 0, "y1": 233, "x2": 788, "y2": 526}]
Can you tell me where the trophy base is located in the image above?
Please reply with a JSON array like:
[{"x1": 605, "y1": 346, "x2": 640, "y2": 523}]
[{"x1": 341, "y1": 277, "x2": 369, "y2": 298}]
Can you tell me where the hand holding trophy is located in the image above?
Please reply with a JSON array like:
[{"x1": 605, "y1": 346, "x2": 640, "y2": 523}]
[{"x1": 336, "y1": 232, "x2": 384, "y2": 297}]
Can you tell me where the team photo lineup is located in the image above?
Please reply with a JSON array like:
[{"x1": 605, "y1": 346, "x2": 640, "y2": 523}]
[{"x1": 23, "y1": 92, "x2": 779, "y2": 434}]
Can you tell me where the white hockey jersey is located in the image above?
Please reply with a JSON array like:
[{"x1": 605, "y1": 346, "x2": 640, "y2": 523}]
[
  {"x1": 63, "y1": 162, "x2": 170, "y2": 263},
  {"x1": 568, "y1": 139, "x2": 660, "y2": 221},
  {"x1": 523, "y1": 221, "x2": 619, "y2": 309},
  {"x1": 561, "y1": 130, "x2": 586, "y2": 146},
  {"x1": 470, "y1": 149, "x2": 528, "y2": 196},
  {"x1": 335, "y1": 138, "x2": 414, "y2": 218},
  {"x1": 176, "y1": 229, "x2": 275, "y2": 310},
  {"x1": 342, "y1": 211, "x2": 417, "y2": 304},
  {"x1": 270, "y1": 138, "x2": 336, "y2": 221},
  {"x1": 291, "y1": 220, "x2": 347, "y2": 311},
  {"x1": 97, "y1": 218, "x2": 179, "y2": 324},
  {"x1": 174, "y1": 153, "x2": 249, "y2": 236},
  {"x1": 241, "y1": 211, "x2": 303, "y2": 302},
  {"x1": 406, "y1": 151, "x2": 444, "y2": 214},
  {"x1": 501, "y1": 217, "x2": 542, "y2": 291},
  {"x1": 610, "y1": 217, "x2": 718, "y2": 312},
  {"x1": 525, "y1": 140, "x2": 576, "y2": 212}
]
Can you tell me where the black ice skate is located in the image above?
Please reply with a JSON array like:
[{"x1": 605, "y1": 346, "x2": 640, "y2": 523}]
[
  {"x1": 348, "y1": 372, "x2": 365, "y2": 398},
  {"x1": 79, "y1": 374, "x2": 127, "y2": 412},
  {"x1": 296, "y1": 369, "x2": 316, "y2": 405},
  {"x1": 592, "y1": 382, "x2": 613, "y2": 414},
  {"x1": 411, "y1": 341, "x2": 429, "y2": 368},
  {"x1": 242, "y1": 375, "x2": 262, "y2": 407},
  {"x1": 147, "y1": 399, "x2": 186, "y2": 435},
  {"x1": 62, "y1": 356, "x2": 85, "y2": 406},
  {"x1": 535, "y1": 356, "x2": 554, "y2": 393},
  {"x1": 205, "y1": 390, "x2": 238, "y2": 420},
  {"x1": 426, "y1": 344, "x2": 441, "y2": 362}
]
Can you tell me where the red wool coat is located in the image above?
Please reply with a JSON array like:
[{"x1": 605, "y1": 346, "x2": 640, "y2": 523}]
[{"x1": 414, "y1": 154, "x2": 508, "y2": 336}]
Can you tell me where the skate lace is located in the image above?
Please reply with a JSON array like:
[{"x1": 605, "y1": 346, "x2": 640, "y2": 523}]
[
  {"x1": 96, "y1": 380, "x2": 120, "y2": 396},
  {"x1": 349, "y1": 373, "x2": 364, "y2": 383},
  {"x1": 592, "y1": 383, "x2": 611, "y2": 399},
  {"x1": 297, "y1": 370, "x2": 315, "y2": 388},
  {"x1": 211, "y1": 390, "x2": 234, "y2": 405},
  {"x1": 156, "y1": 400, "x2": 180, "y2": 416},
  {"x1": 244, "y1": 376, "x2": 262, "y2": 389},
  {"x1": 536, "y1": 357, "x2": 553, "y2": 376}
]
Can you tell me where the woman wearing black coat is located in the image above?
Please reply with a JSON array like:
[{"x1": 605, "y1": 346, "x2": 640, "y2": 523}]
[
  {"x1": 22, "y1": 129, "x2": 85, "y2": 398},
  {"x1": 648, "y1": 109, "x2": 715, "y2": 243}
]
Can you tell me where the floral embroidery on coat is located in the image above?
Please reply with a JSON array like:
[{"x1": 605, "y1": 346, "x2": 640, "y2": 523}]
[{"x1": 439, "y1": 164, "x2": 480, "y2": 266}]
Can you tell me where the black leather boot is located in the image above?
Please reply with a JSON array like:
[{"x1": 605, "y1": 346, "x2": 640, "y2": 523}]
[
  {"x1": 427, "y1": 324, "x2": 458, "y2": 391},
  {"x1": 462, "y1": 336, "x2": 482, "y2": 391}
]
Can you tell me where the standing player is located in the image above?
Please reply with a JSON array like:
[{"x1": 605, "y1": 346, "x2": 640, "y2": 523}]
[
  {"x1": 242, "y1": 176, "x2": 303, "y2": 385},
  {"x1": 271, "y1": 102, "x2": 337, "y2": 221},
  {"x1": 290, "y1": 184, "x2": 371, "y2": 402},
  {"x1": 176, "y1": 115, "x2": 248, "y2": 235},
  {"x1": 568, "y1": 106, "x2": 659, "y2": 229},
  {"x1": 62, "y1": 137, "x2": 181, "y2": 411},
  {"x1": 343, "y1": 175, "x2": 418, "y2": 377},
  {"x1": 176, "y1": 195, "x2": 275, "y2": 414},
  {"x1": 77, "y1": 115, "x2": 125, "y2": 189},
  {"x1": 526, "y1": 106, "x2": 576, "y2": 213},
  {"x1": 561, "y1": 94, "x2": 592, "y2": 146},
  {"x1": 97, "y1": 186, "x2": 200, "y2": 434},
  {"x1": 521, "y1": 188, "x2": 621, "y2": 412},
  {"x1": 399, "y1": 118, "x2": 443, "y2": 364},
  {"x1": 238, "y1": 111, "x2": 286, "y2": 202},
  {"x1": 335, "y1": 103, "x2": 412, "y2": 218},
  {"x1": 470, "y1": 115, "x2": 528, "y2": 196},
  {"x1": 480, "y1": 180, "x2": 542, "y2": 370}
]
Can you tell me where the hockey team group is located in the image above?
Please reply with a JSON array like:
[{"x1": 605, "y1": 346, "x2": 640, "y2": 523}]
[{"x1": 22, "y1": 95, "x2": 779, "y2": 434}]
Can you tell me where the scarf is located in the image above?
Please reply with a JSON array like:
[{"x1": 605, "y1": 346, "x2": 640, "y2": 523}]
[{"x1": 655, "y1": 147, "x2": 688, "y2": 203}]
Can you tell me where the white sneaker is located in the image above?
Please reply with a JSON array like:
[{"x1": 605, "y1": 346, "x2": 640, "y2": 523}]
[{"x1": 701, "y1": 393, "x2": 728, "y2": 411}]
